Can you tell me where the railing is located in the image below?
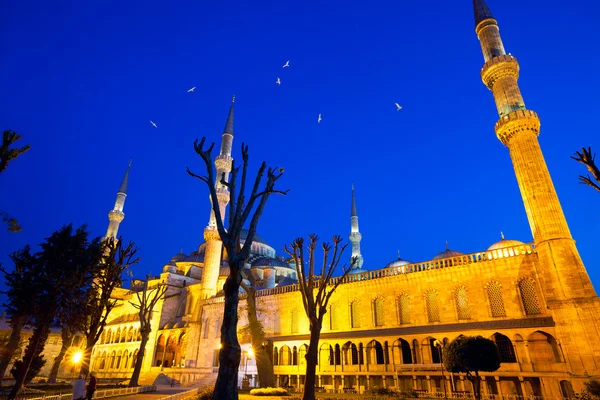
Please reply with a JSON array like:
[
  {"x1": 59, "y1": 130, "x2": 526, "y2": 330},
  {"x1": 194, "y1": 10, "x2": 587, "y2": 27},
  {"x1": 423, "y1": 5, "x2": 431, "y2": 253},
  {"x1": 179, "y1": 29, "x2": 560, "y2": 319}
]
[
  {"x1": 157, "y1": 388, "x2": 199, "y2": 400},
  {"x1": 15, "y1": 385, "x2": 156, "y2": 400}
]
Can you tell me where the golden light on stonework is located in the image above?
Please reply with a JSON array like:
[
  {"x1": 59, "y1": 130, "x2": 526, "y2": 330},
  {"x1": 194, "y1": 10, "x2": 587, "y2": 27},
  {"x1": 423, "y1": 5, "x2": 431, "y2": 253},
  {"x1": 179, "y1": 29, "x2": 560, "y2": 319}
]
[{"x1": 72, "y1": 351, "x2": 83, "y2": 363}]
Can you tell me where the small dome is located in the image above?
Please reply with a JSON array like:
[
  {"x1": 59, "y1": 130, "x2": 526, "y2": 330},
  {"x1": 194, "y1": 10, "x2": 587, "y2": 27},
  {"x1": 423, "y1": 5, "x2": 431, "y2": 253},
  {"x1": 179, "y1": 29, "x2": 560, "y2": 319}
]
[
  {"x1": 433, "y1": 244, "x2": 464, "y2": 260},
  {"x1": 170, "y1": 253, "x2": 186, "y2": 263},
  {"x1": 487, "y1": 233, "x2": 524, "y2": 251},
  {"x1": 385, "y1": 252, "x2": 412, "y2": 269},
  {"x1": 251, "y1": 256, "x2": 291, "y2": 269},
  {"x1": 183, "y1": 254, "x2": 204, "y2": 263}
]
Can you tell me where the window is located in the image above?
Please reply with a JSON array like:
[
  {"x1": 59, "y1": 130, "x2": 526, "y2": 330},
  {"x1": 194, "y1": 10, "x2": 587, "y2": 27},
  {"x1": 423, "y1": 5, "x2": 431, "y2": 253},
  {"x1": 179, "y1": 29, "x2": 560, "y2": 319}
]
[
  {"x1": 203, "y1": 319, "x2": 210, "y2": 339},
  {"x1": 329, "y1": 303, "x2": 338, "y2": 330},
  {"x1": 215, "y1": 318, "x2": 221, "y2": 338},
  {"x1": 374, "y1": 296, "x2": 385, "y2": 327},
  {"x1": 519, "y1": 277, "x2": 541, "y2": 315},
  {"x1": 425, "y1": 290, "x2": 440, "y2": 322},
  {"x1": 493, "y1": 333, "x2": 517, "y2": 363},
  {"x1": 350, "y1": 300, "x2": 361, "y2": 328},
  {"x1": 455, "y1": 286, "x2": 470, "y2": 320},
  {"x1": 397, "y1": 294, "x2": 410, "y2": 324},
  {"x1": 487, "y1": 282, "x2": 506, "y2": 317}
]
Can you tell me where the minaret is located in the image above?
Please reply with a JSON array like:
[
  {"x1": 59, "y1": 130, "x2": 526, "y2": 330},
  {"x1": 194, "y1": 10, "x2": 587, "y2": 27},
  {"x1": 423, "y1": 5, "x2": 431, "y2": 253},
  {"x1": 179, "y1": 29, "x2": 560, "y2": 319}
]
[
  {"x1": 106, "y1": 161, "x2": 131, "y2": 239},
  {"x1": 200, "y1": 96, "x2": 235, "y2": 299},
  {"x1": 474, "y1": 0, "x2": 595, "y2": 300},
  {"x1": 349, "y1": 185, "x2": 364, "y2": 269}
]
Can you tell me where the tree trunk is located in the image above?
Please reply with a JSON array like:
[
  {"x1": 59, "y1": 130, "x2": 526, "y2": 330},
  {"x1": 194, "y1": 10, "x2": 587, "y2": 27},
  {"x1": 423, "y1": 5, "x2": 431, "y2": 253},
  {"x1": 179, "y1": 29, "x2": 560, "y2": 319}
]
[
  {"x1": 246, "y1": 287, "x2": 275, "y2": 388},
  {"x1": 302, "y1": 319, "x2": 322, "y2": 400},
  {"x1": 473, "y1": 371, "x2": 481, "y2": 400},
  {"x1": 8, "y1": 323, "x2": 50, "y2": 399},
  {"x1": 47, "y1": 328, "x2": 73, "y2": 383},
  {"x1": 79, "y1": 327, "x2": 99, "y2": 377},
  {"x1": 0, "y1": 315, "x2": 26, "y2": 387},
  {"x1": 129, "y1": 334, "x2": 149, "y2": 387},
  {"x1": 211, "y1": 275, "x2": 242, "y2": 400}
]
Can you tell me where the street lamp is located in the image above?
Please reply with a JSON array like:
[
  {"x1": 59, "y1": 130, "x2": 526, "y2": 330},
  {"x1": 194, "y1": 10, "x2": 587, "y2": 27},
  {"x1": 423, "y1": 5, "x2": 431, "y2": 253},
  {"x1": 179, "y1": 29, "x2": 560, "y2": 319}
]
[
  {"x1": 71, "y1": 351, "x2": 83, "y2": 381},
  {"x1": 433, "y1": 340, "x2": 447, "y2": 400}
]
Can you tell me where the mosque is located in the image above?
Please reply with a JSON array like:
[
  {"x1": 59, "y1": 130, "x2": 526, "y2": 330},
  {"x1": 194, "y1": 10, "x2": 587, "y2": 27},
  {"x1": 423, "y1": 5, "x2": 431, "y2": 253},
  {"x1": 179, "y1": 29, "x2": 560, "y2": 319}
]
[{"x1": 42, "y1": 0, "x2": 600, "y2": 397}]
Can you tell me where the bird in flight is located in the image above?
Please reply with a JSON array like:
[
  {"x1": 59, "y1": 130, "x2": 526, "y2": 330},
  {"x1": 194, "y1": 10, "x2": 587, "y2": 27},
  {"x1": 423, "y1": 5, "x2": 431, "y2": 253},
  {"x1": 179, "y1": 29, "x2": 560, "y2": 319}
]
[
  {"x1": 283, "y1": 60, "x2": 290, "y2": 68},
  {"x1": 395, "y1": 103, "x2": 402, "y2": 111},
  {"x1": 187, "y1": 87, "x2": 196, "y2": 93},
  {"x1": 317, "y1": 114, "x2": 322, "y2": 123},
  {"x1": 276, "y1": 77, "x2": 281, "y2": 85},
  {"x1": 150, "y1": 120, "x2": 158, "y2": 128}
]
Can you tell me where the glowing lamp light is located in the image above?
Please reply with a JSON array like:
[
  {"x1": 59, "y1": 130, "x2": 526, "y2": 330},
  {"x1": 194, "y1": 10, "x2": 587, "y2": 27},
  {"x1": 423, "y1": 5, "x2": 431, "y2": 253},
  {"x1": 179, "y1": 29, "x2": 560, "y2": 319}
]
[
  {"x1": 247, "y1": 347, "x2": 254, "y2": 358},
  {"x1": 72, "y1": 351, "x2": 83, "y2": 363}
]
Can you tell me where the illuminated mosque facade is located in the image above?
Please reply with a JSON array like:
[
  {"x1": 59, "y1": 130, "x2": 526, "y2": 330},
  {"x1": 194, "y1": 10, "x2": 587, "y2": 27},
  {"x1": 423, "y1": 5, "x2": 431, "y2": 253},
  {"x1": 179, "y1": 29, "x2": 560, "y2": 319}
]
[{"x1": 84, "y1": 0, "x2": 600, "y2": 397}]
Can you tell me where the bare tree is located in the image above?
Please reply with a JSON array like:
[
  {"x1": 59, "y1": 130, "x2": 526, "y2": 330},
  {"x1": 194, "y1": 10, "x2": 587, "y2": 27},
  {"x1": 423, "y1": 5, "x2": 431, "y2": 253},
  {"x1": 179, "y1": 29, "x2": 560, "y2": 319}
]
[
  {"x1": 128, "y1": 276, "x2": 167, "y2": 387},
  {"x1": 284, "y1": 235, "x2": 356, "y2": 400},
  {"x1": 0, "y1": 130, "x2": 30, "y2": 232},
  {"x1": 239, "y1": 282, "x2": 276, "y2": 388},
  {"x1": 572, "y1": 147, "x2": 600, "y2": 193},
  {"x1": 187, "y1": 138, "x2": 287, "y2": 400},
  {"x1": 79, "y1": 238, "x2": 139, "y2": 376}
]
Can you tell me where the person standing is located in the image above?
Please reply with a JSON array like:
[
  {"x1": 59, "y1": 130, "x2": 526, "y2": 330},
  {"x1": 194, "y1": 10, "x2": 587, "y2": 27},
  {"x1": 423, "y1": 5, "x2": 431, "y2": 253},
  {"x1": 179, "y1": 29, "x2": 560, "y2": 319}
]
[
  {"x1": 86, "y1": 372, "x2": 97, "y2": 400},
  {"x1": 73, "y1": 375, "x2": 86, "y2": 400}
]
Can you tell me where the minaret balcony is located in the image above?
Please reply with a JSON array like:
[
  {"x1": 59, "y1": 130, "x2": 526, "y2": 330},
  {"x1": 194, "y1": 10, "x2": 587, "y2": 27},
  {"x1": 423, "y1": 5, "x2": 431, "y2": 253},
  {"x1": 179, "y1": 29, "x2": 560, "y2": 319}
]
[
  {"x1": 481, "y1": 54, "x2": 519, "y2": 89},
  {"x1": 108, "y1": 210, "x2": 124, "y2": 222},
  {"x1": 215, "y1": 154, "x2": 233, "y2": 172},
  {"x1": 494, "y1": 109, "x2": 541, "y2": 145}
]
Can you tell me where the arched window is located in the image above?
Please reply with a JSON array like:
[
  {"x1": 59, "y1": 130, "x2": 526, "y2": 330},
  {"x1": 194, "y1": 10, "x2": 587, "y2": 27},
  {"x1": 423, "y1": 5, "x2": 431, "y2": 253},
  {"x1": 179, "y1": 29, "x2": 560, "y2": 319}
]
[
  {"x1": 109, "y1": 351, "x2": 116, "y2": 369},
  {"x1": 492, "y1": 333, "x2": 517, "y2": 363},
  {"x1": 273, "y1": 347, "x2": 279, "y2": 366},
  {"x1": 367, "y1": 340, "x2": 384, "y2": 364},
  {"x1": 99, "y1": 352, "x2": 106, "y2": 370},
  {"x1": 329, "y1": 303, "x2": 338, "y2": 330},
  {"x1": 280, "y1": 345, "x2": 292, "y2": 366},
  {"x1": 215, "y1": 318, "x2": 222, "y2": 338},
  {"x1": 115, "y1": 328, "x2": 121, "y2": 343},
  {"x1": 127, "y1": 327, "x2": 134, "y2": 342},
  {"x1": 292, "y1": 346, "x2": 298, "y2": 366},
  {"x1": 100, "y1": 330, "x2": 106, "y2": 345},
  {"x1": 395, "y1": 338, "x2": 413, "y2": 364},
  {"x1": 342, "y1": 342, "x2": 359, "y2": 365},
  {"x1": 358, "y1": 343, "x2": 364, "y2": 364},
  {"x1": 131, "y1": 350, "x2": 138, "y2": 368},
  {"x1": 350, "y1": 300, "x2": 361, "y2": 328},
  {"x1": 454, "y1": 285, "x2": 470, "y2": 320},
  {"x1": 122, "y1": 350, "x2": 129, "y2": 369},
  {"x1": 155, "y1": 335, "x2": 165, "y2": 366},
  {"x1": 518, "y1": 277, "x2": 541, "y2": 315},
  {"x1": 120, "y1": 328, "x2": 126, "y2": 343},
  {"x1": 425, "y1": 290, "x2": 440, "y2": 322},
  {"x1": 373, "y1": 296, "x2": 385, "y2": 327},
  {"x1": 397, "y1": 294, "x2": 410, "y2": 325},
  {"x1": 486, "y1": 282, "x2": 506, "y2": 317},
  {"x1": 290, "y1": 308, "x2": 299, "y2": 334},
  {"x1": 334, "y1": 344, "x2": 341, "y2": 365},
  {"x1": 412, "y1": 339, "x2": 419, "y2": 363},
  {"x1": 203, "y1": 319, "x2": 210, "y2": 339},
  {"x1": 429, "y1": 339, "x2": 441, "y2": 364},
  {"x1": 273, "y1": 312, "x2": 281, "y2": 334}
]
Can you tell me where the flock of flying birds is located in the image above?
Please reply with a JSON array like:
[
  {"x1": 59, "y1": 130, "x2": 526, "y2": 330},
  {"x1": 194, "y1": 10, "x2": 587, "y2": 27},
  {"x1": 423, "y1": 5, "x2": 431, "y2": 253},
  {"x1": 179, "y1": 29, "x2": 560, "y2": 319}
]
[{"x1": 148, "y1": 60, "x2": 402, "y2": 128}]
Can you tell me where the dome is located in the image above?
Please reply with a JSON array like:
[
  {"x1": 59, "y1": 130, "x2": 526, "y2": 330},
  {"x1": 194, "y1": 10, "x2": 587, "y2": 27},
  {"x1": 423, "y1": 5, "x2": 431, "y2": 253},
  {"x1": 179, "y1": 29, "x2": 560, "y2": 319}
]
[
  {"x1": 240, "y1": 229, "x2": 265, "y2": 244},
  {"x1": 432, "y1": 244, "x2": 464, "y2": 260},
  {"x1": 170, "y1": 253, "x2": 186, "y2": 263},
  {"x1": 251, "y1": 256, "x2": 291, "y2": 269},
  {"x1": 385, "y1": 257, "x2": 412, "y2": 269},
  {"x1": 487, "y1": 233, "x2": 524, "y2": 251},
  {"x1": 183, "y1": 254, "x2": 204, "y2": 263}
]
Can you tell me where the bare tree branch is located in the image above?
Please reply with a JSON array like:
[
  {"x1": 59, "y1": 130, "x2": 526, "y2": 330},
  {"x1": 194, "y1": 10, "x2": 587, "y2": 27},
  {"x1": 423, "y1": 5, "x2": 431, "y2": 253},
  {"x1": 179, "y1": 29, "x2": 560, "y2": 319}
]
[{"x1": 572, "y1": 147, "x2": 600, "y2": 193}]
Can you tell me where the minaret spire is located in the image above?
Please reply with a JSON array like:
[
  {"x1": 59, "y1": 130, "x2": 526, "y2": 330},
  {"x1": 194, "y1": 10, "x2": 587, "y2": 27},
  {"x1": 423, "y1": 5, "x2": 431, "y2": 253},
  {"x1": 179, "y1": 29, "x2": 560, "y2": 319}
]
[
  {"x1": 106, "y1": 162, "x2": 131, "y2": 239},
  {"x1": 474, "y1": 0, "x2": 595, "y2": 300},
  {"x1": 201, "y1": 97, "x2": 236, "y2": 299},
  {"x1": 349, "y1": 185, "x2": 364, "y2": 269}
]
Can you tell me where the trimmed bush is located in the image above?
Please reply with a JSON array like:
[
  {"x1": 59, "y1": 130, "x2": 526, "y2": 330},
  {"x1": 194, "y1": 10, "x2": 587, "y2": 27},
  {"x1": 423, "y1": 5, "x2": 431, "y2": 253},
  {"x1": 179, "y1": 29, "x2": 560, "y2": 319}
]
[
  {"x1": 195, "y1": 387, "x2": 214, "y2": 400},
  {"x1": 585, "y1": 380, "x2": 600, "y2": 397},
  {"x1": 366, "y1": 387, "x2": 398, "y2": 396},
  {"x1": 250, "y1": 387, "x2": 289, "y2": 396}
]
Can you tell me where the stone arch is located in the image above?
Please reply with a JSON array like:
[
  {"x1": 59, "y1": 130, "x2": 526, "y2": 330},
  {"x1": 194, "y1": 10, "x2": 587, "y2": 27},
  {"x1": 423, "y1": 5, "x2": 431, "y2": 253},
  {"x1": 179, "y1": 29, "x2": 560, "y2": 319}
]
[
  {"x1": 100, "y1": 330, "x2": 106, "y2": 345},
  {"x1": 131, "y1": 349, "x2": 139, "y2": 368},
  {"x1": 518, "y1": 276, "x2": 542, "y2": 315},
  {"x1": 350, "y1": 299, "x2": 361, "y2": 328},
  {"x1": 328, "y1": 302, "x2": 339, "y2": 330},
  {"x1": 164, "y1": 334, "x2": 177, "y2": 367},
  {"x1": 114, "y1": 328, "x2": 121, "y2": 344},
  {"x1": 342, "y1": 341, "x2": 359, "y2": 365},
  {"x1": 115, "y1": 350, "x2": 123, "y2": 369},
  {"x1": 485, "y1": 281, "x2": 506, "y2": 317},
  {"x1": 453, "y1": 285, "x2": 470, "y2": 320},
  {"x1": 491, "y1": 332, "x2": 517, "y2": 363},
  {"x1": 421, "y1": 337, "x2": 441, "y2": 364},
  {"x1": 366, "y1": 340, "x2": 384, "y2": 365},
  {"x1": 560, "y1": 380, "x2": 575, "y2": 399},
  {"x1": 528, "y1": 331, "x2": 561, "y2": 364},
  {"x1": 292, "y1": 346, "x2": 298, "y2": 366},
  {"x1": 280, "y1": 345, "x2": 292, "y2": 366},
  {"x1": 424, "y1": 289, "x2": 440, "y2": 322},
  {"x1": 154, "y1": 334, "x2": 165, "y2": 366},
  {"x1": 412, "y1": 339, "x2": 420, "y2": 363},
  {"x1": 120, "y1": 327, "x2": 127, "y2": 343},
  {"x1": 122, "y1": 350, "x2": 129, "y2": 369},
  {"x1": 273, "y1": 347, "x2": 279, "y2": 366},
  {"x1": 99, "y1": 351, "x2": 107, "y2": 370},
  {"x1": 373, "y1": 295, "x2": 385, "y2": 327},
  {"x1": 176, "y1": 332, "x2": 188, "y2": 367},
  {"x1": 127, "y1": 326, "x2": 134, "y2": 342},
  {"x1": 333, "y1": 344, "x2": 341, "y2": 365},
  {"x1": 298, "y1": 344, "x2": 308, "y2": 367},
  {"x1": 319, "y1": 343, "x2": 333, "y2": 366},
  {"x1": 392, "y1": 338, "x2": 413, "y2": 365},
  {"x1": 397, "y1": 293, "x2": 410, "y2": 325},
  {"x1": 109, "y1": 350, "x2": 116, "y2": 369}
]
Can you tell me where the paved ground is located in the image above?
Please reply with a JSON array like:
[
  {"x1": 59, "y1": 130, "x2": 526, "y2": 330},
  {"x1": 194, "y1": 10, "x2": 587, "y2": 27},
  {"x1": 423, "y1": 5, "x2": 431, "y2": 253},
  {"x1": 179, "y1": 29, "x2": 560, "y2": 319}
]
[{"x1": 113, "y1": 385, "x2": 189, "y2": 400}]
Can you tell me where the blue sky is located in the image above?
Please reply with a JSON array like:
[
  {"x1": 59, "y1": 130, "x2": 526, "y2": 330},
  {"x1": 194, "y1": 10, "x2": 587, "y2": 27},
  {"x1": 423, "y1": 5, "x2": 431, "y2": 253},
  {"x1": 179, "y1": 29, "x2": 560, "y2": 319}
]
[{"x1": 1, "y1": 0, "x2": 599, "y2": 289}]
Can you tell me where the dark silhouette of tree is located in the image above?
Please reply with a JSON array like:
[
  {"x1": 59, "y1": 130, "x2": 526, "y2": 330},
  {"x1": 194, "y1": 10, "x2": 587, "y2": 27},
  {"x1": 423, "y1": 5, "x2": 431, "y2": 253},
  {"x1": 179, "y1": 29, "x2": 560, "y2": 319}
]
[
  {"x1": 284, "y1": 235, "x2": 355, "y2": 400},
  {"x1": 128, "y1": 276, "x2": 167, "y2": 387},
  {"x1": 9, "y1": 224, "x2": 96, "y2": 399},
  {"x1": 443, "y1": 335, "x2": 501, "y2": 400},
  {"x1": 78, "y1": 238, "x2": 139, "y2": 377},
  {"x1": 187, "y1": 138, "x2": 287, "y2": 400},
  {"x1": 0, "y1": 246, "x2": 37, "y2": 386},
  {"x1": 10, "y1": 355, "x2": 45, "y2": 385},
  {"x1": 585, "y1": 380, "x2": 600, "y2": 397},
  {"x1": 572, "y1": 147, "x2": 600, "y2": 193},
  {"x1": 239, "y1": 282, "x2": 275, "y2": 388},
  {"x1": 0, "y1": 130, "x2": 30, "y2": 232}
]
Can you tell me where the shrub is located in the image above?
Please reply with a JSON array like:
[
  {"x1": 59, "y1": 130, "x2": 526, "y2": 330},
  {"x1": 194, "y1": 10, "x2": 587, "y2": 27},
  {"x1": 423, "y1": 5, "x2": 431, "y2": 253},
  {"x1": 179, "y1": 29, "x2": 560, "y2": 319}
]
[
  {"x1": 250, "y1": 387, "x2": 289, "y2": 396},
  {"x1": 195, "y1": 387, "x2": 213, "y2": 400},
  {"x1": 366, "y1": 387, "x2": 398, "y2": 396},
  {"x1": 585, "y1": 380, "x2": 600, "y2": 397},
  {"x1": 10, "y1": 355, "x2": 46, "y2": 384}
]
